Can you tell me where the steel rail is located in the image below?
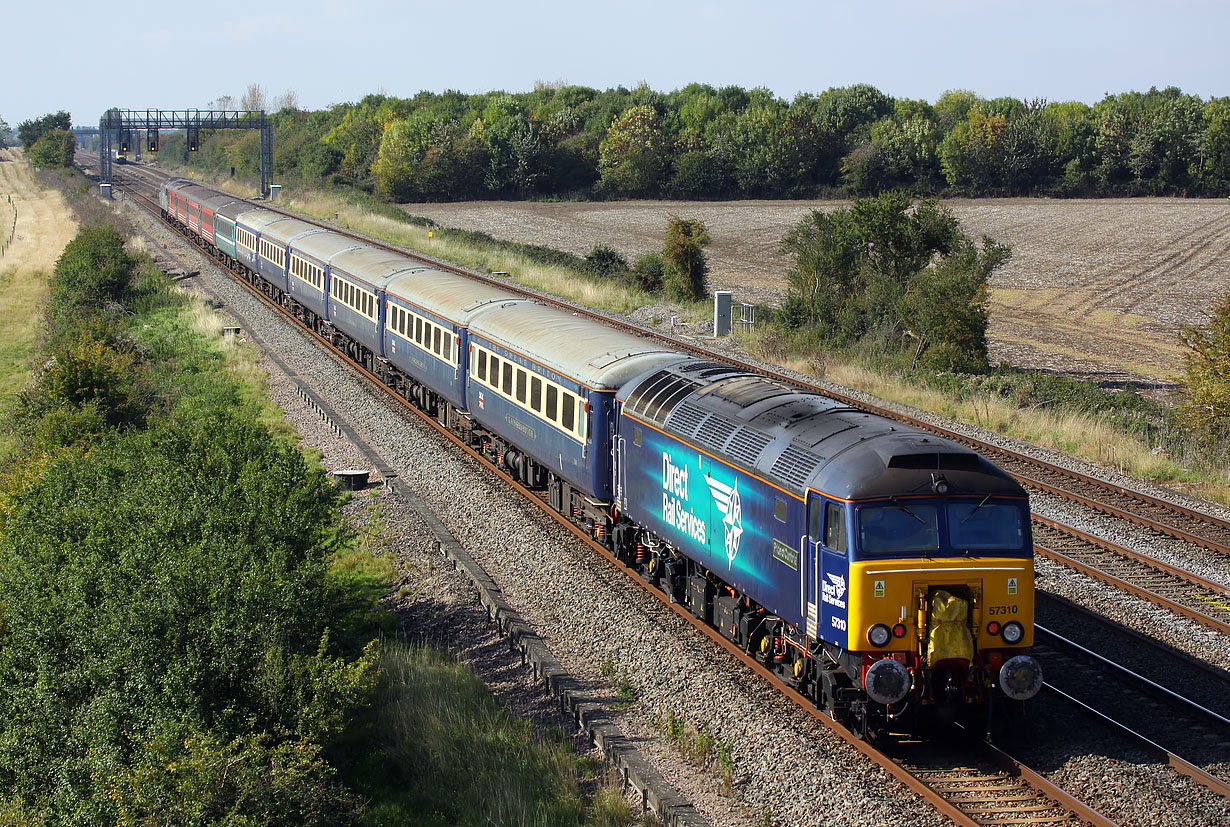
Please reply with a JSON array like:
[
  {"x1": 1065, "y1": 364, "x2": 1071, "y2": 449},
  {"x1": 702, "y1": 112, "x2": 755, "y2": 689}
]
[
  {"x1": 113, "y1": 173, "x2": 1116, "y2": 827},
  {"x1": 1035, "y1": 625, "x2": 1230, "y2": 799},
  {"x1": 1042, "y1": 681, "x2": 1230, "y2": 800},
  {"x1": 1031, "y1": 516, "x2": 1230, "y2": 637}
]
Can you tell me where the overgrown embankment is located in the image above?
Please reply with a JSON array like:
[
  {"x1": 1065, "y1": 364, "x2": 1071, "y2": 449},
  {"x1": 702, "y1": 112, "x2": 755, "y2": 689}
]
[{"x1": 0, "y1": 174, "x2": 645, "y2": 825}]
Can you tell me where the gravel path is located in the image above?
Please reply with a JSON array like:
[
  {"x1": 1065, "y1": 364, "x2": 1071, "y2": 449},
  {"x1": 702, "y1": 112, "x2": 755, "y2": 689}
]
[{"x1": 126, "y1": 198, "x2": 1230, "y2": 827}]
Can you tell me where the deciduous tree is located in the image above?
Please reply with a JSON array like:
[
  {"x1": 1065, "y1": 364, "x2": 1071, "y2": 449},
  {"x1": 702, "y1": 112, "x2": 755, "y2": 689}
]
[{"x1": 1180, "y1": 289, "x2": 1230, "y2": 430}]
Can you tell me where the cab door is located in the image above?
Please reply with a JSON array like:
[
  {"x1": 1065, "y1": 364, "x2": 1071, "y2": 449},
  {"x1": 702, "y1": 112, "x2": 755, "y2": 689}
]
[
  {"x1": 805, "y1": 495, "x2": 823, "y2": 639},
  {"x1": 819, "y1": 499, "x2": 850, "y2": 647}
]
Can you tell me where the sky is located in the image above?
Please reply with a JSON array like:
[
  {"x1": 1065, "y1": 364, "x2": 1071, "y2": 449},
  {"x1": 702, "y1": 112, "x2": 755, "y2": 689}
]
[{"x1": 6, "y1": 0, "x2": 1228, "y2": 127}]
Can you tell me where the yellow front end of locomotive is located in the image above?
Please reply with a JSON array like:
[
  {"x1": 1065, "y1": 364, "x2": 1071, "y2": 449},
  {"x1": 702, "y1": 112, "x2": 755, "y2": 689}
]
[{"x1": 843, "y1": 557, "x2": 1035, "y2": 654}]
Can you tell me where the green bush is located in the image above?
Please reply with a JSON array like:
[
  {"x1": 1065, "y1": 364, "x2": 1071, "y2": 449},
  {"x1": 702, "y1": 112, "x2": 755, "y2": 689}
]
[
  {"x1": 49, "y1": 224, "x2": 136, "y2": 316},
  {"x1": 14, "y1": 333, "x2": 154, "y2": 440},
  {"x1": 0, "y1": 408, "x2": 374, "y2": 823},
  {"x1": 662, "y1": 217, "x2": 710, "y2": 301},
  {"x1": 631, "y1": 251, "x2": 665, "y2": 293},
  {"x1": 584, "y1": 244, "x2": 629, "y2": 278}
]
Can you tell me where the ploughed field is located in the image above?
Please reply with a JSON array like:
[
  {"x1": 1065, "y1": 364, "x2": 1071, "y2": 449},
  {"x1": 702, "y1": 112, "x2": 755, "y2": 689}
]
[{"x1": 405, "y1": 197, "x2": 1230, "y2": 391}]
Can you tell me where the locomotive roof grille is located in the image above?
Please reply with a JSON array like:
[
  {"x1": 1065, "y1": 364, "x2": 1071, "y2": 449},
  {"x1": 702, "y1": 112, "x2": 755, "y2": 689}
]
[
  {"x1": 771, "y1": 443, "x2": 826, "y2": 489},
  {"x1": 646, "y1": 380, "x2": 700, "y2": 423},
  {"x1": 697, "y1": 414, "x2": 738, "y2": 448},
  {"x1": 664, "y1": 402, "x2": 709, "y2": 438},
  {"x1": 626, "y1": 370, "x2": 701, "y2": 425},
  {"x1": 725, "y1": 427, "x2": 773, "y2": 465}
]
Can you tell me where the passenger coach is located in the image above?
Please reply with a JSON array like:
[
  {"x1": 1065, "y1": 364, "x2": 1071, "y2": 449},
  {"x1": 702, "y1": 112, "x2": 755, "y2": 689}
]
[{"x1": 465, "y1": 302, "x2": 678, "y2": 524}]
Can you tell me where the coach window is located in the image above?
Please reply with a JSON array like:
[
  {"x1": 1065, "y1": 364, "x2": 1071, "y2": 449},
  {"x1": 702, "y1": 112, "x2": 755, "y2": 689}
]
[
  {"x1": 477, "y1": 350, "x2": 487, "y2": 381},
  {"x1": 545, "y1": 385, "x2": 558, "y2": 421},
  {"x1": 413, "y1": 316, "x2": 421, "y2": 344},
  {"x1": 516, "y1": 369, "x2": 527, "y2": 404},
  {"x1": 502, "y1": 363, "x2": 513, "y2": 396},
  {"x1": 561, "y1": 392, "x2": 575, "y2": 432},
  {"x1": 774, "y1": 498, "x2": 787, "y2": 523},
  {"x1": 429, "y1": 326, "x2": 438, "y2": 355},
  {"x1": 824, "y1": 501, "x2": 848, "y2": 553},
  {"x1": 489, "y1": 355, "x2": 500, "y2": 386},
  {"x1": 530, "y1": 376, "x2": 542, "y2": 411}
]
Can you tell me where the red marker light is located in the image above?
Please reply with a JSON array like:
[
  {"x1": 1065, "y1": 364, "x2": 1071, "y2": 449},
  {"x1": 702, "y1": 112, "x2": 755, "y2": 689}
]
[
  {"x1": 892, "y1": 624, "x2": 907, "y2": 638},
  {"x1": 987, "y1": 622, "x2": 1001, "y2": 635}
]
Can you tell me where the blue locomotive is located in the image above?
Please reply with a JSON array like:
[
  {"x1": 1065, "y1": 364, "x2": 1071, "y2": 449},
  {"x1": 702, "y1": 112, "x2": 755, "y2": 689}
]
[{"x1": 162, "y1": 177, "x2": 1042, "y2": 738}]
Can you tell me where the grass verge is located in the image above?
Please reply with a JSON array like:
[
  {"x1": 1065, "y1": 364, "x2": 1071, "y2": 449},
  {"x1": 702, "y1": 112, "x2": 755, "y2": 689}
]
[{"x1": 342, "y1": 643, "x2": 643, "y2": 827}]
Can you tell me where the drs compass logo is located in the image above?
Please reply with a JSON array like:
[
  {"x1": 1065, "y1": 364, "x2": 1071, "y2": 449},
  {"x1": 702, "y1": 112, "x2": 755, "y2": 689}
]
[{"x1": 705, "y1": 475, "x2": 743, "y2": 569}]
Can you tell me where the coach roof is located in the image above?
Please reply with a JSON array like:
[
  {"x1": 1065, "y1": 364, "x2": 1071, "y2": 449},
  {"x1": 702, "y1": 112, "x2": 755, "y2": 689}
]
[{"x1": 469, "y1": 302, "x2": 680, "y2": 390}]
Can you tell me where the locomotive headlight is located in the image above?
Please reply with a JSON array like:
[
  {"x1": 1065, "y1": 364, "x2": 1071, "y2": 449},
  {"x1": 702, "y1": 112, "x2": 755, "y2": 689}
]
[
  {"x1": 868, "y1": 624, "x2": 892, "y2": 647},
  {"x1": 864, "y1": 658, "x2": 911, "y2": 705},
  {"x1": 998, "y1": 655, "x2": 1043, "y2": 700},
  {"x1": 1001, "y1": 621, "x2": 1024, "y2": 644}
]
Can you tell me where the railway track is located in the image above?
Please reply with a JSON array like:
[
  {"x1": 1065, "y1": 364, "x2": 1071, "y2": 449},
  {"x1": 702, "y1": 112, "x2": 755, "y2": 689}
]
[
  {"x1": 1032, "y1": 515, "x2": 1230, "y2": 636},
  {"x1": 109, "y1": 169, "x2": 1128, "y2": 827},
  {"x1": 1033, "y1": 622, "x2": 1230, "y2": 799}
]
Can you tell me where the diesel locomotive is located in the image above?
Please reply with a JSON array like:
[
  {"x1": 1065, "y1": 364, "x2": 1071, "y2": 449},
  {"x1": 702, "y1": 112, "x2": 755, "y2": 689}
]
[{"x1": 161, "y1": 177, "x2": 1043, "y2": 738}]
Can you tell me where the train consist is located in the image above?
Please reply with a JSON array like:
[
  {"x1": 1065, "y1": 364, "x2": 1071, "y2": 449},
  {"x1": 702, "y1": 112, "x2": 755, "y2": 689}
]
[{"x1": 161, "y1": 177, "x2": 1043, "y2": 738}]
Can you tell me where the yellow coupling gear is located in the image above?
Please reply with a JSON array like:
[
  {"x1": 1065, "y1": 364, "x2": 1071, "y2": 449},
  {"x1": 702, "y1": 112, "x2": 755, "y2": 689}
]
[
  {"x1": 793, "y1": 658, "x2": 805, "y2": 680},
  {"x1": 927, "y1": 590, "x2": 973, "y2": 662}
]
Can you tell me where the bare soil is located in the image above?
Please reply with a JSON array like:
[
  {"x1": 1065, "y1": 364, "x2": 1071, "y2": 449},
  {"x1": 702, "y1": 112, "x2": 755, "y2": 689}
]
[
  {"x1": 0, "y1": 147, "x2": 77, "y2": 395},
  {"x1": 404, "y1": 197, "x2": 1230, "y2": 390}
]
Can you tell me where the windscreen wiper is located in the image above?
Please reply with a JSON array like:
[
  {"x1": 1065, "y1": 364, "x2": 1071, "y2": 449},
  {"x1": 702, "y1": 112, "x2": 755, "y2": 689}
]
[
  {"x1": 889, "y1": 497, "x2": 926, "y2": 525},
  {"x1": 960, "y1": 494, "x2": 993, "y2": 523}
]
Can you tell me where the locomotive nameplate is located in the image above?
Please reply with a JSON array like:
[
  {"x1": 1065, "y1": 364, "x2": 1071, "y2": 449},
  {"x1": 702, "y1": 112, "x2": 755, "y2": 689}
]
[{"x1": 772, "y1": 539, "x2": 799, "y2": 570}]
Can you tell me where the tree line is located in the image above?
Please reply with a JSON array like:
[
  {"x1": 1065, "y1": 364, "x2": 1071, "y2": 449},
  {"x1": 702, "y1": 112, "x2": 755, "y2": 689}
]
[
  {"x1": 11, "y1": 110, "x2": 75, "y2": 167},
  {"x1": 165, "y1": 83, "x2": 1230, "y2": 201}
]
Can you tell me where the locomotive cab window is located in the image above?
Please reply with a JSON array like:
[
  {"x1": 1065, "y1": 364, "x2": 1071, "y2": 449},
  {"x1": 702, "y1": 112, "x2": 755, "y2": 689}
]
[
  {"x1": 633, "y1": 427, "x2": 642, "y2": 447},
  {"x1": 858, "y1": 502, "x2": 938, "y2": 556},
  {"x1": 824, "y1": 501, "x2": 848, "y2": 553},
  {"x1": 774, "y1": 498, "x2": 787, "y2": 523},
  {"x1": 947, "y1": 501, "x2": 1027, "y2": 553}
]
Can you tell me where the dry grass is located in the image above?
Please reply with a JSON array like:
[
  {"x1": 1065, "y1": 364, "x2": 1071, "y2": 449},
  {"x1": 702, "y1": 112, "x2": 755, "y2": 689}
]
[
  {"x1": 165, "y1": 173, "x2": 655, "y2": 313},
  {"x1": 743, "y1": 330, "x2": 1206, "y2": 495},
  {"x1": 0, "y1": 147, "x2": 77, "y2": 397},
  {"x1": 284, "y1": 190, "x2": 654, "y2": 313}
]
